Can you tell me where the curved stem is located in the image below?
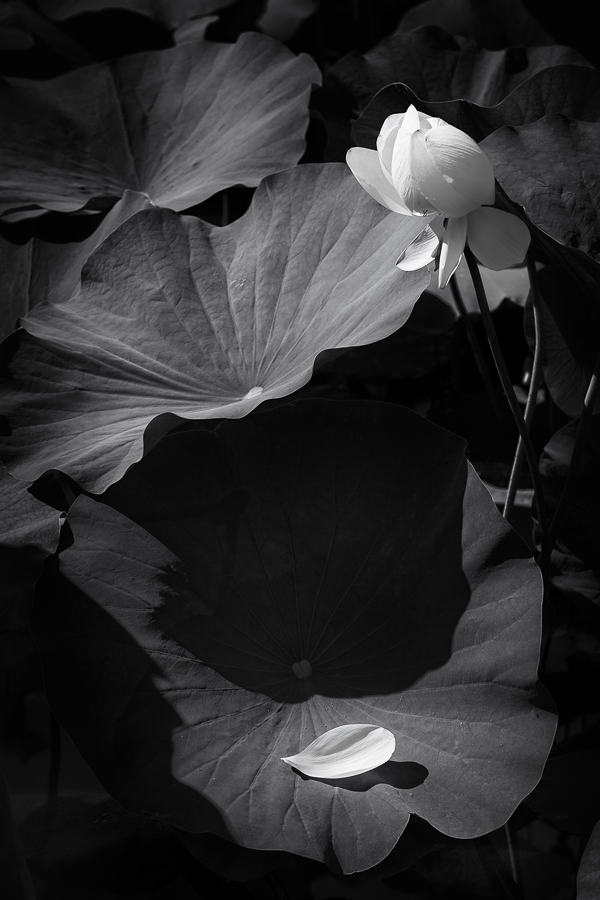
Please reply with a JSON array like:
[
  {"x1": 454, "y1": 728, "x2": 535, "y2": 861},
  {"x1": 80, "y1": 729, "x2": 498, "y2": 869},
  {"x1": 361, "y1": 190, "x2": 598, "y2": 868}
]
[
  {"x1": 504, "y1": 254, "x2": 544, "y2": 522},
  {"x1": 449, "y1": 274, "x2": 507, "y2": 444},
  {"x1": 464, "y1": 249, "x2": 549, "y2": 552}
]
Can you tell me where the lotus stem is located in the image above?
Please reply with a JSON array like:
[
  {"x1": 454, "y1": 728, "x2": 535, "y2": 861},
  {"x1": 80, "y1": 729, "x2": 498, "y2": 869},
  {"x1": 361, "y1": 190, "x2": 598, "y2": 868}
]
[
  {"x1": 449, "y1": 274, "x2": 507, "y2": 450},
  {"x1": 464, "y1": 248, "x2": 549, "y2": 558},
  {"x1": 503, "y1": 254, "x2": 544, "y2": 523}
]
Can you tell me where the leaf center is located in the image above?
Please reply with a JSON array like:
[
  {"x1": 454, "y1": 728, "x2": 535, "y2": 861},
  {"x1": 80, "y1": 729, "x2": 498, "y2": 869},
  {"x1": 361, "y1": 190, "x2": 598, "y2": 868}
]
[{"x1": 292, "y1": 659, "x2": 313, "y2": 679}]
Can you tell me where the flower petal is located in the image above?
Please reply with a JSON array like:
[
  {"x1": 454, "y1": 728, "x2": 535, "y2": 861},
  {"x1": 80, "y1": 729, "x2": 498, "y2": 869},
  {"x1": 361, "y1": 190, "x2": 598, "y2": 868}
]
[
  {"x1": 390, "y1": 131, "x2": 440, "y2": 216},
  {"x1": 396, "y1": 223, "x2": 440, "y2": 271},
  {"x1": 425, "y1": 126, "x2": 496, "y2": 212},
  {"x1": 399, "y1": 103, "x2": 422, "y2": 135},
  {"x1": 346, "y1": 147, "x2": 412, "y2": 215},
  {"x1": 467, "y1": 207, "x2": 531, "y2": 270},
  {"x1": 377, "y1": 117, "x2": 405, "y2": 188},
  {"x1": 438, "y1": 215, "x2": 468, "y2": 288},
  {"x1": 281, "y1": 724, "x2": 396, "y2": 778}
]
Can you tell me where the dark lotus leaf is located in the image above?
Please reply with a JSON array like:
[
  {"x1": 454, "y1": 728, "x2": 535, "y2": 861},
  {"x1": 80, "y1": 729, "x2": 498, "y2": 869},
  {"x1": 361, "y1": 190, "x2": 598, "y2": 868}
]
[
  {"x1": 32, "y1": 400, "x2": 556, "y2": 873},
  {"x1": 578, "y1": 820, "x2": 600, "y2": 900},
  {"x1": 539, "y1": 416, "x2": 600, "y2": 574},
  {"x1": 0, "y1": 32, "x2": 320, "y2": 217},
  {"x1": 397, "y1": 0, "x2": 553, "y2": 49},
  {"x1": 175, "y1": 831, "x2": 292, "y2": 882},
  {"x1": 1, "y1": 766, "x2": 35, "y2": 900},
  {"x1": 551, "y1": 547, "x2": 600, "y2": 624},
  {"x1": 352, "y1": 65, "x2": 600, "y2": 149},
  {"x1": 481, "y1": 117, "x2": 600, "y2": 264},
  {"x1": 37, "y1": 0, "x2": 234, "y2": 31},
  {"x1": 524, "y1": 274, "x2": 600, "y2": 418},
  {"x1": 0, "y1": 191, "x2": 153, "y2": 341},
  {"x1": 20, "y1": 794, "x2": 185, "y2": 893},
  {"x1": 527, "y1": 750, "x2": 600, "y2": 835},
  {"x1": 0, "y1": 465, "x2": 61, "y2": 605},
  {"x1": 322, "y1": 25, "x2": 589, "y2": 160},
  {"x1": 0, "y1": 164, "x2": 433, "y2": 494}
]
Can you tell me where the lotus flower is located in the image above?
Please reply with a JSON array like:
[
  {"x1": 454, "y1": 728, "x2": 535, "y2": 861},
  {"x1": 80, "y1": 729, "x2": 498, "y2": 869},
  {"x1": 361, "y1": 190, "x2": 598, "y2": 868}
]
[{"x1": 346, "y1": 105, "x2": 530, "y2": 288}]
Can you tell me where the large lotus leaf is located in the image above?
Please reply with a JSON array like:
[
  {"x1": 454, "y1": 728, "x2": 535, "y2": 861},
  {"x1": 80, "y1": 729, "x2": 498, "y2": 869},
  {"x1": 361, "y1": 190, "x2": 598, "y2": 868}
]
[
  {"x1": 481, "y1": 116, "x2": 600, "y2": 264},
  {"x1": 578, "y1": 820, "x2": 600, "y2": 900},
  {"x1": 37, "y1": 0, "x2": 233, "y2": 29},
  {"x1": 0, "y1": 164, "x2": 433, "y2": 493},
  {"x1": 322, "y1": 25, "x2": 589, "y2": 160},
  {"x1": 0, "y1": 465, "x2": 61, "y2": 605},
  {"x1": 352, "y1": 65, "x2": 600, "y2": 150},
  {"x1": 397, "y1": 0, "x2": 553, "y2": 48},
  {"x1": 0, "y1": 191, "x2": 153, "y2": 341},
  {"x1": 32, "y1": 400, "x2": 556, "y2": 873},
  {"x1": 0, "y1": 32, "x2": 320, "y2": 217}
]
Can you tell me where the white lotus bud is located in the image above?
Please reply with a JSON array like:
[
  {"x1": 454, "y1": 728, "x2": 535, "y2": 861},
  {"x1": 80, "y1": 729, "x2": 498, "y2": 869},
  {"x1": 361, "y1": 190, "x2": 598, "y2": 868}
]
[{"x1": 347, "y1": 104, "x2": 496, "y2": 219}]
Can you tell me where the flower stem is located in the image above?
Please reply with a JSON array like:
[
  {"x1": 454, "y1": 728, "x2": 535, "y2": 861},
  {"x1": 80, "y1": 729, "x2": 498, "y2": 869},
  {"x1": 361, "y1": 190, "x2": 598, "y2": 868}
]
[
  {"x1": 449, "y1": 274, "x2": 507, "y2": 446},
  {"x1": 503, "y1": 254, "x2": 544, "y2": 523},
  {"x1": 464, "y1": 249, "x2": 549, "y2": 552}
]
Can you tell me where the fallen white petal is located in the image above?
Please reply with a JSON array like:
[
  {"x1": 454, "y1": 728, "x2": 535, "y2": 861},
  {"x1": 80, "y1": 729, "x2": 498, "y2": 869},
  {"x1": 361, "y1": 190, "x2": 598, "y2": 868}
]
[
  {"x1": 467, "y1": 207, "x2": 531, "y2": 270},
  {"x1": 396, "y1": 223, "x2": 440, "y2": 271},
  {"x1": 281, "y1": 724, "x2": 395, "y2": 778}
]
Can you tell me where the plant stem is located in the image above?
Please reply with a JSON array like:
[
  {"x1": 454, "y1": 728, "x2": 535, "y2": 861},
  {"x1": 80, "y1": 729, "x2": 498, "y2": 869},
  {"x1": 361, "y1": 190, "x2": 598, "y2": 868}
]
[
  {"x1": 547, "y1": 347, "x2": 600, "y2": 551},
  {"x1": 449, "y1": 274, "x2": 507, "y2": 445},
  {"x1": 503, "y1": 254, "x2": 544, "y2": 522},
  {"x1": 464, "y1": 249, "x2": 549, "y2": 552}
]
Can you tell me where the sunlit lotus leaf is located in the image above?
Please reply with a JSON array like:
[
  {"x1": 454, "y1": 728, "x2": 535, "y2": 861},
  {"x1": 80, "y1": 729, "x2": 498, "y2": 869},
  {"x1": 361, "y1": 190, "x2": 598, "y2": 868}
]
[
  {"x1": 353, "y1": 66, "x2": 600, "y2": 149},
  {"x1": 321, "y1": 25, "x2": 589, "y2": 160},
  {"x1": 0, "y1": 465, "x2": 61, "y2": 604},
  {"x1": 397, "y1": 0, "x2": 552, "y2": 47},
  {"x1": 281, "y1": 725, "x2": 396, "y2": 778},
  {"x1": 32, "y1": 400, "x2": 556, "y2": 873},
  {"x1": 37, "y1": 0, "x2": 234, "y2": 30},
  {"x1": 0, "y1": 164, "x2": 432, "y2": 493},
  {"x1": 578, "y1": 820, "x2": 600, "y2": 900},
  {"x1": 0, "y1": 32, "x2": 320, "y2": 217},
  {"x1": 0, "y1": 191, "x2": 153, "y2": 341},
  {"x1": 481, "y1": 117, "x2": 600, "y2": 264}
]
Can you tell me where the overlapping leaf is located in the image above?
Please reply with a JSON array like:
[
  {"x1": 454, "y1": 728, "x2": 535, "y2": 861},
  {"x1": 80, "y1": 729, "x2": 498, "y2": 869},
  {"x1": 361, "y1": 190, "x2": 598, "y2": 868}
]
[
  {"x1": 353, "y1": 65, "x2": 600, "y2": 149},
  {"x1": 321, "y1": 25, "x2": 589, "y2": 159},
  {"x1": 37, "y1": 0, "x2": 234, "y2": 32},
  {"x1": 539, "y1": 416, "x2": 600, "y2": 575},
  {"x1": 0, "y1": 32, "x2": 320, "y2": 217},
  {"x1": 0, "y1": 465, "x2": 61, "y2": 605},
  {"x1": 33, "y1": 400, "x2": 556, "y2": 873},
  {"x1": 0, "y1": 191, "x2": 153, "y2": 341},
  {"x1": 397, "y1": 0, "x2": 553, "y2": 48},
  {"x1": 481, "y1": 116, "x2": 600, "y2": 263},
  {"x1": 0, "y1": 164, "x2": 433, "y2": 493}
]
